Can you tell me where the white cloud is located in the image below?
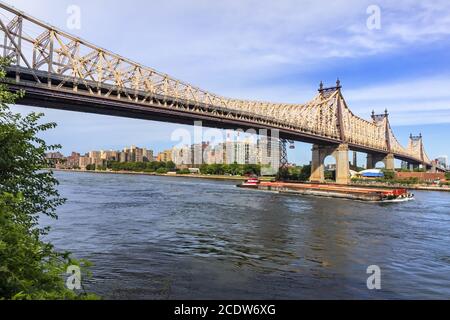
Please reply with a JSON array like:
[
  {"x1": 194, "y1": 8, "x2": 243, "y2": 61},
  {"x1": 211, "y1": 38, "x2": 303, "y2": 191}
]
[
  {"x1": 8, "y1": 0, "x2": 450, "y2": 80},
  {"x1": 4, "y1": 0, "x2": 450, "y2": 128},
  {"x1": 343, "y1": 75, "x2": 450, "y2": 125}
]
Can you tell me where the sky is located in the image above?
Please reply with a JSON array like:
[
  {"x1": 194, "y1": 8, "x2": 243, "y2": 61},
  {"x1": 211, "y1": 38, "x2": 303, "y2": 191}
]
[{"x1": 5, "y1": 0, "x2": 450, "y2": 165}]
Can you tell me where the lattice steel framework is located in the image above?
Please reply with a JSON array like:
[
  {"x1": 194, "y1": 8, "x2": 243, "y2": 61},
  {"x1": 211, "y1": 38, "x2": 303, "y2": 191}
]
[{"x1": 0, "y1": 2, "x2": 432, "y2": 166}]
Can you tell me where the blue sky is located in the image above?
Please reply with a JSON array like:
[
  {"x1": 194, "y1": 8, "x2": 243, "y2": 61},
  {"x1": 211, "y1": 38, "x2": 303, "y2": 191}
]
[{"x1": 7, "y1": 0, "x2": 450, "y2": 165}]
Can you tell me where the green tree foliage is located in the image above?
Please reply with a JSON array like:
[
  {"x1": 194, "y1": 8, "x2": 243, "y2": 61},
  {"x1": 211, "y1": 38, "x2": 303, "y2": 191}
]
[
  {"x1": 156, "y1": 167, "x2": 168, "y2": 174},
  {"x1": 109, "y1": 161, "x2": 168, "y2": 173},
  {"x1": 0, "y1": 58, "x2": 97, "y2": 300},
  {"x1": 165, "y1": 161, "x2": 176, "y2": 171},
  {"x1": 445, "y1": 172, "x2": 450, "y2": 181},
  {"x1": 276, "y1": 168, "x2": 290, "y2": 181},
  {"x1": 199, "y1": 163, "x2": 261, "y2": 176},
  {"x1": 382, "y1": 169, "x2": 396, "y2": 180},
  {"x1": 279, "y1": 165, "x2": 311, "y2": 181},
  {"x1": 299, "y1": 165, "x2": 312, "y2": 181}
]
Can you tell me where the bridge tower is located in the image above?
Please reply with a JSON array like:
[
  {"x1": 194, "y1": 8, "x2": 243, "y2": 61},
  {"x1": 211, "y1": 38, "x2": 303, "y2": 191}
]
[
  {"x1": 407, "y1": 134, "x2": 427, "y2": 170},
  {"x1": 366, "y1": 109, "x2": 395, "y2": 170},
  {"x1": 310, "y1": 79, "x2": 350, "y2": 184},
  {"x1": 408, "y1": 134, "x2": 424, "y2": 162}
]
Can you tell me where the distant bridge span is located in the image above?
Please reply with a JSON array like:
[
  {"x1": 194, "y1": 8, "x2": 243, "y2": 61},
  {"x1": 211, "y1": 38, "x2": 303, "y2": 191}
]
[{"x1": 0, "y1": 2, "x2": 444, "y2": 182}]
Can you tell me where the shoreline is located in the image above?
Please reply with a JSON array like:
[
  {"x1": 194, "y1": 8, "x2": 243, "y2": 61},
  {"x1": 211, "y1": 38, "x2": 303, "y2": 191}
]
[
  {"x1": 50, "y1": 168, "x2": 251, "y2": 181},
  {"x1": 350, "y1": 182, "x2": 450, "y2": 192},
  {"x1": 50, "y1": 169, "x2": 450, "y2": 192}
]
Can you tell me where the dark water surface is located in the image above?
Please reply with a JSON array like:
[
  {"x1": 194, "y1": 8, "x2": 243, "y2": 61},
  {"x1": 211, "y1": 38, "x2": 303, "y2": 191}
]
[{"x1": 41, "y1": 171, "x2": 450, "y2": 299}]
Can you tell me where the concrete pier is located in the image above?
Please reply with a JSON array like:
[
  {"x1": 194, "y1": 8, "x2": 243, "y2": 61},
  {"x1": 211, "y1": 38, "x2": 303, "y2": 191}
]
[
  {"x1": 366, "y1": 153, "x2": 395, "y2": 170},
  {"x1": 310, "y1": 143, "x2": 350, "y2": 185}
]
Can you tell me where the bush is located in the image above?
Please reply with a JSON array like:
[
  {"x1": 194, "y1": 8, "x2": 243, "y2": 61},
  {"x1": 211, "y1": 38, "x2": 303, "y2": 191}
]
[
  {"x1": 0, "y1": 58, "x2": 97, "y2": 300},
  {"x1": 0, "y1": 193, "x2": 97, "y2": 299},
  {"x1": 382, "y1": 169, "x2": 395, "y2": 180},
  {"x1": 156, "y1": 167, "x2": 168, "y2": 174},
  {"x1": 109, "y1": 161, "x2": 172, "y2": 173},
  {"x1": 165, "y1": 161, "x2": 176, "y2": 171}
]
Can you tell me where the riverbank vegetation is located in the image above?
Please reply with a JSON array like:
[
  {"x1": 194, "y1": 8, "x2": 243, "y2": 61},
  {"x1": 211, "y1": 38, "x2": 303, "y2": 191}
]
[
  {"x1": 199, "y1": 163, "x2": 261, "y2": 176},
  {"x1": 85, "y1": 161, "x2": 314, "y2": 181},
  {"x1": 87, "y1": 160, "x2": 177, "y2": 174},
  {"x1": 86, "y1": 162, "x2": 262, "y2": 176},
  {"x1": 278, "y1": 165, "x2": 312, "y2": 181},
  {"x1": 0, "y1": 58, "x2": 97, "y2": 300},
  {"x1": 352, "y1": 168, "x2": 450, "y2": 187}
]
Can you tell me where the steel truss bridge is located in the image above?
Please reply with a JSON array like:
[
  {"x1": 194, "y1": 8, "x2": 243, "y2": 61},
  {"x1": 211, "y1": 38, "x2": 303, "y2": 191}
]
[{"x1": 0, "y1": 2, "x2": 445, "y2": 181}]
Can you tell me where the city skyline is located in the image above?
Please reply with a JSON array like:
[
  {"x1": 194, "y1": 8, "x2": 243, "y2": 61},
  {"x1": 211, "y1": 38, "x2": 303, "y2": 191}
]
[
  {"x1": 46, "y1": 136, "x2": 285, "y2": 170},
  {"x1": 45, "y1": 140, "x2": 450, "y2": 171}
]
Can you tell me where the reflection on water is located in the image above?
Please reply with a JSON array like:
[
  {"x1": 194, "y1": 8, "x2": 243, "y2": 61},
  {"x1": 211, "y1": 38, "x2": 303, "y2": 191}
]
[{"x1": 41, "y1": 172, "x2": 450, "y2": 299}]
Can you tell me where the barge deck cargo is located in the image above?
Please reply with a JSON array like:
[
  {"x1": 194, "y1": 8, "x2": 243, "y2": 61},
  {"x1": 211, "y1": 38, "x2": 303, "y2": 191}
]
[{"x1": 238, "y1": 180, "x2": 414, "y2": 202}]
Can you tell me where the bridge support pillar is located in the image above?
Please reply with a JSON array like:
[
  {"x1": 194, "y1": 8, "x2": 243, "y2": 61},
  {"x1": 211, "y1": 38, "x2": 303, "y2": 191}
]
[
  {"x1": 310, "y1": 144, "x2": 350, "y2": 185},
  {"x1": 430, "y1": 162, "x2": 437, "y2": 173},
  {"x1": 367, "y1": 153, "x2": 395, "y2": 170},
  {"x1": 366, "y1": 154, "x2": 376, "y2": 170},
  {"x1": 310, "y1": 145, "x2": 326, "y2": 182},
  {"x1": 335, "y1": 144, "x2": 350, "y2": 185},
  {"x1": 385, "y1": 154, "x2": 395, "y2": 171}
]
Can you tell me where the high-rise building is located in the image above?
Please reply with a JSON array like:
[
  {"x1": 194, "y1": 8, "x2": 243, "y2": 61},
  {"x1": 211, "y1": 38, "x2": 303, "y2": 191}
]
[
  {"x1": 79, "y1": 155, "x2": 90, "y2": 170},
  {"x1": 143, "y1": 148, "x2": 154, "y2": 162},
  {"x1": 119, "y1": 152, "x2": 128, "y2": 163},
  {"x1": 157, "y1": 150, "x2": 173, "y2": 163},
  {"x1": 65, "y1": 152, "x2": 81, "y2": 169},
  {"x1": 88, "y1": 151, "x2": 101, "y2": 164},
  {"x1": 401, "y1": 161, "x2": 409, "y2": 170},
  {"x1": 120, "y1": 145, "x2": 150, "y2": 163},
  {"x1": 45, "y1": 152, "x2": 65, "y2": 159},
  {"x1": 437, "y1": 156, "x2": 448, "y2": 169},
  {"x1": 189, "y1": 142, "x2": 210, "y2": 166},
  {"x1": 172, "y1": 145, "x2": 191, "y2": 166},
  {"x1": 135, "y1": 148, "x2": 144, "y2": 163},
  {"x1": 171, "y1": 137, "x2": 279, "y2": 171},
  {"x1": 257, "y1": 137, "x2": 280, "y2": 170},
  {"x1": 101, "y1": 150, "x2": 119, "y2": 162}
]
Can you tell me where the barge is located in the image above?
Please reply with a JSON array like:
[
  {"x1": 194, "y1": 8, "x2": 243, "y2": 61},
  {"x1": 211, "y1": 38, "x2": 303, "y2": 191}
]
[{"x1": 237, "y1": 179, "x2": 414, "y2": 202}]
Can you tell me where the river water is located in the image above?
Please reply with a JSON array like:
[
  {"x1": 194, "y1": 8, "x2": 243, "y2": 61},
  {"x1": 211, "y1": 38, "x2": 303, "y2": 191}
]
[{"x1": 41, "y1": 171, "x2": 450, "y2": 299}]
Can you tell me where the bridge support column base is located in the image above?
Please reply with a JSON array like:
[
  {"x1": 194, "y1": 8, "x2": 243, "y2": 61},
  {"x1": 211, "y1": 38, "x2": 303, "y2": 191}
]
[
  {"x1": 367, "y1": 153, "x2": 395, "y2": 171},
  {"x1": 335, "y1": 144, "x2": 350, "y2": 185},
  {"x1": 385, "y1": 154, "x2": 395, "y2": 171},
  {"x1": 430, "y1": 163, "x2": 437, "y2": 173},
  {"x1": 310, "y1": 145, "x2": 325, "y2": 183},
  {"x1": 310, "y1": 144, "x2": 350, "y2": 185},
  {"x1": 366, "y1": 154, "x2": 376, "y2": 170}
]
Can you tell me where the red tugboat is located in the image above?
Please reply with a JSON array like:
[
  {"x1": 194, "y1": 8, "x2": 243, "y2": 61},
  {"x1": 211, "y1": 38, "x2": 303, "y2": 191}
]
[
  {"x1": 380, "y1": 188, "x2": 415, "y2": 202},
  {"x1": 239, "y1": 177, "x2": 260, "y2": 188}
]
